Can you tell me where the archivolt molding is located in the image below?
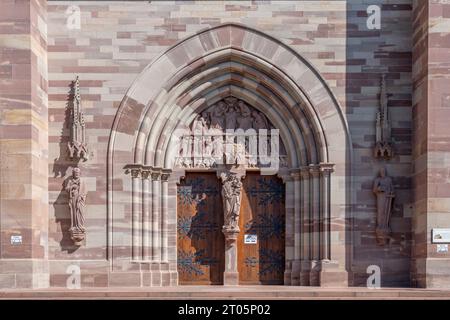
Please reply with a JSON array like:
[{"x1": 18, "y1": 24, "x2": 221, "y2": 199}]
[
  {"x1": 107, "y1": 24, "x2": 352, "y2": 283},
  {"x1": 137, "y1": 49, "x2": 324, "y2": 169}
]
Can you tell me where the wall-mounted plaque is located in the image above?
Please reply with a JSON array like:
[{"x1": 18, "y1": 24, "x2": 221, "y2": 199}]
[
  {"x1": 10, "y1": 235, "x2": 22, "y2": 245},
  {"x1": 437, "y1": 244, "x2": 449, "y2": 253},
  {"x1": 432, "y1": 228, "x2": 450, "y2": 243},
  {"x1": 244, "y1": 234, "x2": 257, "y2": 244}
]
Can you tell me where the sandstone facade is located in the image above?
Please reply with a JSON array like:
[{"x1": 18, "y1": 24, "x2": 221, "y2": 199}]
[{"x1": 0, "y1": 0, "x2": 448, "y2": 289}]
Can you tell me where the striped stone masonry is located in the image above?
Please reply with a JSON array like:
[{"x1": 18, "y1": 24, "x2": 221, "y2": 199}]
[{"x1": 0, "y1": 0, "x2": 447, "y2": 289}]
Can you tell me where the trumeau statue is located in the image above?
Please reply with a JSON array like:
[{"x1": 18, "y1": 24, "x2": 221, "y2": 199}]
[
  {"x1": 68, "y1": 76, "x2": 89, "y2": 162},
  {"x1": 374, "y1": 74, "x2": 394, "y2": 159},
  {"x1": 66, "y1": 167, "x2": 87, "y2": 246},
  {"x1": 220, "y1": 172, "x2": 243, "y2": 233},
  {"x1": 373, "y1": 167, "x2": 395, "y2": 246},
  {"x1": 174, "y1": 97, "x2": 287, "y2": 169}
]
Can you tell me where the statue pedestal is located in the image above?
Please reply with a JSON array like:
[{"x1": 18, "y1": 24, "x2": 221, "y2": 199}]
[
  {"x1": 223, "y1": 228, "x2": 240, "y2": 286},
  {"x1": 70, "y1": 228, "x2": 86, "y2": 246}
]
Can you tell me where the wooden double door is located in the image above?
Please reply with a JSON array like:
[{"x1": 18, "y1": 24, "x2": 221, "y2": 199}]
[{"x1": 177, "y1": 172, "x2": 285, "y2": 285}]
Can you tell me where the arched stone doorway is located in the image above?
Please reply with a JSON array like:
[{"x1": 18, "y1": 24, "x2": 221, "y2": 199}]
[
  {"x1": 174, "y1": 96, "x2": 288, "y2": 285},
  {"x1": 107, "y1": 23, "x2": 352, "y2": 287}
]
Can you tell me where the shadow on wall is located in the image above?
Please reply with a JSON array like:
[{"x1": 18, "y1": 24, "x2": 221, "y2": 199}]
[
  {"x1": 52, "y1": 80, "x2": 81, "y2": 253},
  {"x1": 346, "y1": 1, "x2": 413, "y2": 287},
  {"x1": 53, "y1": 81, "x2": 75, "y2": 178},
  {"x1": 53, "y1": 176, "x2": 79, "y2": 253}
]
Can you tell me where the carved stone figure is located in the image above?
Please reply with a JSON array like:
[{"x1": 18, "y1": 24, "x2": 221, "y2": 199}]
[
  {"x1": 225, "y1": 106, "x2": 238, "y2": 130},
  {"x1": 252, "y1": 110, "x2": 269, "y2": 130},
  {"x1": 212, "y1": 135, "x2": 224, "y2": 164},
  {"x1": 68, "y1": 76, "x2": 89, "y2": 162},
  {"x1": 201, "y1": 111, "x2": 210, "y2": 128},
  {"x1": 210, "y1": 101, "x2": 227, "y2": 131},
  {"x1": 193, "y1": 114, "x2": 207, "y2": 166},
  {"x1": 65, "y1": 167, "x2": 87, "y2": 245},
  {"x1": 373, "y1": 167, "x2": 395, "y2": 246},
  {"x1": 203, "y1": 134, "x2": 213, "y2": 166},
  {"x1": 174, "y1": 97, "x2": 287, "y2": 169},
  {"x1": 374, "y1": 74, "x2": 394, "y2": 159},
  {"x1": 220, "y1": 172, "x2": 243, "y2": 233},
  {"x1": 237, "y1": 100, "x2": 253, "y2": 130}
]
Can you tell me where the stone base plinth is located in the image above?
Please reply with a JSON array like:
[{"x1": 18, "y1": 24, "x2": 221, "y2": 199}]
[
  {"x1": 290, "y1": 260, "x2": 301, "y2": 285},
  {"x1": 300, "y1": 260, "x2": 311, "y2": 286},
  {"x1": 0, "y1": 259, "x2": 49, "y2": 289},
  {"x1": 223, "y1": 272, "x2": 239, "y2": 286},
  {"x1": 316, "y1": 260, "x2": 349, "y2": 287}
]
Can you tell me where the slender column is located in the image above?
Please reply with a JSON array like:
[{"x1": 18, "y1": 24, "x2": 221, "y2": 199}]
[
  {"x1": 320, "y1": 163, "x2": 334, "y2": 261},
  {"x1": 310, "y1": 165, "x2": 321, "y2": 260},
  {"x1": 282, "y1": 175, "x2": 294, "y2": 286},
  {"x1": 142, "y1": 168, "x2": 152, "y2": 261},
  {"x1": 290, "y1": 169, "x2": 302, "y2": 285},
  {"x1": 131, "y1": 168, "x2": 142, "y2": 261},
  {"x1": 309, "y1": 165, "x2": 321, "y2": 286},
  {"x1": 299, "y1": 167, "x2": 310, "y2": 286},
  {"x1": 152, "y1": 168, "x2": 162, "y2": 262},
  {"x1": 161, "y1": 169, "x2": 171, "y2": 262}
]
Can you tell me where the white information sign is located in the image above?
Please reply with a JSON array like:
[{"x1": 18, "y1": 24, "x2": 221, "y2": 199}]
[
  {"x1": 244, "y1": 234, "x2": 257, "y2": 244},
  {"x1": 10, "y1": 235, "x2": 22, "y2": 245},
  {"x1": 432, "y1": 229, "x2": 450, "y2": 243}
]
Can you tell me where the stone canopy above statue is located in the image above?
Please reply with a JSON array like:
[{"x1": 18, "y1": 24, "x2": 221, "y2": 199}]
[{"x1": 174, "y1": 97, "x2": 288, "y2": 169}]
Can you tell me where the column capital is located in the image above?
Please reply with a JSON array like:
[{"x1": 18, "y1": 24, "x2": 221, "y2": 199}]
[
  {"x1": 308, "y1": 164, "x2": 321, "y2": 177},
  {"x1": 289, "y1": 168, "x2": 302, "y2": 180},
  {"x1": 319, "y1": 162, "x2": 335, "y2": 174},
  {"x1": 125, "y1": 164, "x2": 143, "y2": 178},
  {"x1": 161, "y1": 168, "x2": 172, "y2": 181},
  {"x1": 151, "y1": 167, "x2": 162, "y2": 180},
  {"x1": 141, "y1": 166, "x2": 152, "y2": 179}
]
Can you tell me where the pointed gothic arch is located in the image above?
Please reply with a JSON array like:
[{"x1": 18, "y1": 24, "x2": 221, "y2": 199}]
[{"x1": 107, "y1": 23, "x2": 352, "y2": 286}]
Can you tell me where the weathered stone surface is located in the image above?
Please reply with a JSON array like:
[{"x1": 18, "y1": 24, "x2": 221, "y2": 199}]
[{"x1": 0, "y1": 0, "x2": 448, "y2": 291}]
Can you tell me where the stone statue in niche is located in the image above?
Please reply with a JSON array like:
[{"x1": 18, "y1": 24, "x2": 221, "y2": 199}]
[
  {"x1": 374, "y1": 74, "x2": 394, "y2": 159},
  {"x1": 373, "y1": 167, "x2": 395, "y2": 246},
  {"x1": 220, "y1": 172, "x2": 243, "y2": 233},
  {"x1": 65, "y1": 167, "x2": 87, "y2": 246},
  {"x1": 68, "y1": 76, "x2": 89, "y2": 162}
]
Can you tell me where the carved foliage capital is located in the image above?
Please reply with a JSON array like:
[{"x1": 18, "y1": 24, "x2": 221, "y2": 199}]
[
  {"x1": 308, "y1": 164, "x2": 321, "y2": 177},
  {"x1": 141, "y1": 168, "x2": 151, "y2": 180},
  {"x1": 151, "y1": 167, "x2": 162, "y2": 180},
  {"x1": 161, "y1": 169, "x2": 172, "y2": 181}
]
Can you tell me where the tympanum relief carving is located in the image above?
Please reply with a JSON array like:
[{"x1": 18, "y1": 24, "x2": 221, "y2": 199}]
[{"x1": 175, "y1": 97, "x2": 287, "y2": 170}]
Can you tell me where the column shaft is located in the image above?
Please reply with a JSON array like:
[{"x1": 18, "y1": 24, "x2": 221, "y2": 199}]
[
  {"x1": 152, "y1": 170, "x2": 161, "y2": 261},
  {"x1": 161, "y1": 171, "x2": 170, "y2": 262},
  {"x1": 310, "y1": 166, "x2": 320, "y2": 261},
  {"x1": 131, "y1": 169, "x2": 141, "y2": 261},
  {"x1": 320, "y1": 166, "x2": 333, "y2": 261},
  {"x1": 142, "y1": 170, "x2": 152, "y2": 261}
]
